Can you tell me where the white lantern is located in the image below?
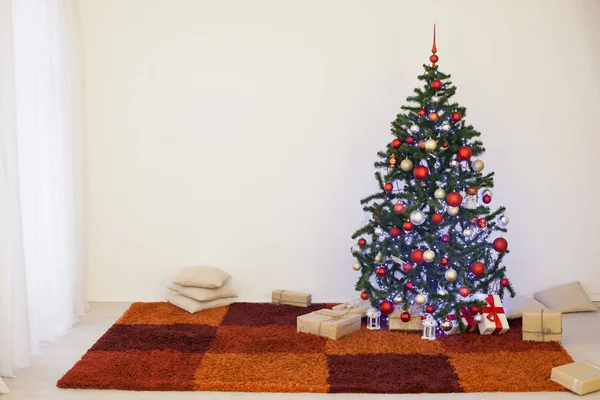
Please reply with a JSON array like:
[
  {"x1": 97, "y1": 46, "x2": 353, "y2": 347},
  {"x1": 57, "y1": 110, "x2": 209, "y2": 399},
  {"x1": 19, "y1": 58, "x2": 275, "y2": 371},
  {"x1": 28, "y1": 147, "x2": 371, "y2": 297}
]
[
  {"x1": 421, "y1": 314, "x2": 437, "y2": 341},
  {"x1": 366, "y1": 307, "x2": 381, "y2": 330}
]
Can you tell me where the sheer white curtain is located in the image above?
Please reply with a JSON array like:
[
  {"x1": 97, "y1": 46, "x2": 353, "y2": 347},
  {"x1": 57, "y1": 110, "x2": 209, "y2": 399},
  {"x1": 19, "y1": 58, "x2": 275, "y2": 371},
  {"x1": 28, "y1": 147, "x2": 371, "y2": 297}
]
[{"x1": 0, "y1": 0, "x2": 85, "y2": 384}]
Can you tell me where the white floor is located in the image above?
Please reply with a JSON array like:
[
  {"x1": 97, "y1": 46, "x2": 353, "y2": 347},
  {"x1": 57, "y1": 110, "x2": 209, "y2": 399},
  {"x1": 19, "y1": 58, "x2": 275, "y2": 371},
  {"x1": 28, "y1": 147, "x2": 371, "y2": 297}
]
[{"x1": 4, "y1": 303, "x2": 600, "y2": 400}]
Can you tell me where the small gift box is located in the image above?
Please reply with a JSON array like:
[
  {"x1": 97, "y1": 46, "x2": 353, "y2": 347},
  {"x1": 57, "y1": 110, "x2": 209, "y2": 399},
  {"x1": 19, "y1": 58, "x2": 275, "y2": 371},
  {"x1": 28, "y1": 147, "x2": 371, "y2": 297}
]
[
  {"x1": 478, "y1": 294, "x2": 510, "y2": 335},
  {"x1": 297, "y1": 308, "x2": 362, "y2": 340},
  {"x1": 522, "y1": 309, "x2": 562, "y2": 343},
  {"x1": 272, "y1": 290, "x2": 311, "y2": 307},
  {"x1": 332, "y1": 299, "x2": 369, "y2": 318},
  {"x1": 389, "y1": 306, "x2": 423, "y2": 332},
  {"x1": 551, "y1": 361, "x2": 600, "y2": 395}
]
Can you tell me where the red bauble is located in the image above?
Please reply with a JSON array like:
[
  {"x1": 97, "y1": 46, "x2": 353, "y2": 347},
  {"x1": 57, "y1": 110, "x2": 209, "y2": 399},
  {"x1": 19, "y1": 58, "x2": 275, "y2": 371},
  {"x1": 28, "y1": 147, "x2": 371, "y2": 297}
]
[
  {"x1": 405, "y1": 282, "x2": 414, "y2": 290},
  {"x1": 390, "y1": 226, "x2": 401, "y2": 238},
  {"x1": 428, "y1": 112, "x2": 439, "y2": 122},
  {"x1": 442, "y1": 140, "x2": 449, "y2": 148},
  {"x1": 432, "y1": 213, "x2": 443, "y2": 224},
  {"x1": 360, "y1": 291, "x2": 368, "y2": 300},
  {"x1": 470, "y1": 306, "x2": 480, "y2": 315},
  {"x1": 358, "y1": 238, "x2": 367, "y2": 247},
  {"x1": 446, "y1": 192, "x2": 463, "y2": 207},
  {"x1": 373, "y1": 215, "x2": 379, "y2": 221},
  {"x1": 402, "y1": 221, "x2": 413, "y2": 232},
  {"x1": 482, "y1": 194, "x2": 492, "y2": 204},
  {"x1": 470, "y1": 217, "x2": 479, "y2": 226},
  {"x1": 418, "y1": 108, "x2": 426, "y2": 116},
  {"x1": 394, "y1": 203, "x2": 405, "y2": 214},
  {"x1": 402, "y1": 262, "x2": 413, "y2": 272},
  {"x1": 379, "y1": 300, "x2": 394, "y2": 315},
  {"x1": 470, "y1": 261, "x2": 486, "y2": 277},
  {"x1": 442, "y1": 235, "x2": 451, "y2": 244},
  {"x1": 459, "y1": 287, "x2": 471, "y2": 297},
  {"x1": 425, "y1": 305, "x2": 435, "y2": 314},
  {"x1": 440, "y1": 257, "x2": 449, "y2": 267},
  {"x1": 418, "y1": 140, "x2": 426, "y2": 150},
  {"x1": 384, "y1": 182, "x2": 393, "y2": 192},
  {"x1": 451, "y1": 111, "x2": 462, "y2": 121},
  {"x1": 400, "y1": 312, "x2": 411, "y2": 322},
  {"x1": 413, "y1": 165, "x2": 429, "y2": 180},
  {"x1": 405, "y1": 136, "x2": 415, "y2": 144},
  {"x1": 431, "y1": 79, "x2": 442, "y2": 90},
  {"x1": 500, "y1": 278, "x2": 509, "y2": 287},
  {"x1": 467, "y1": 186, "x2": 478, "y2": 195},
  {"x1": 457, "y1": 146, "x2": 472, "y2": 161},
  {"x1": 411, "y1": 248, "x2": 424, "y2": 264},
  {"x1": 477, "y1": 219, "x2": 488, "y2": 228},
  {"x1": 493, "y1": 237, "x2": 508, "y2": 252},
  {"x1": 391, "y1": 138, "x2": 402, "y2": 149},
  {"x1": 376, "y1": 266, "x2": 386, "y2": 277},
  {"x1": 429, "y1": 54, "x2": 439, "y2": 64}
]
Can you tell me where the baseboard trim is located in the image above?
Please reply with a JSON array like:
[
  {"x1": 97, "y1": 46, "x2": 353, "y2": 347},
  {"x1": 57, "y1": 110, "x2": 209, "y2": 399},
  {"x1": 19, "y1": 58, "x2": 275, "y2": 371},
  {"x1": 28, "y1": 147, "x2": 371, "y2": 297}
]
[{"x1": 590, "y1": 294, "x2": 600, "y2": 302}]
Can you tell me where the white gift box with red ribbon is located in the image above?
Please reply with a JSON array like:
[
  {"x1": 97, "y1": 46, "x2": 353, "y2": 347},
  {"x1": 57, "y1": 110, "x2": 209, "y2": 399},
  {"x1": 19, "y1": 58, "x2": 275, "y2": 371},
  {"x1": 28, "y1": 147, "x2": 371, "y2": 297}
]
[
  {"x1": 477, "y1": 294, "x2": 510, "y2": 335},
  {"x1": 443, "y1": 307, "x2": 478, "y2": 335}
]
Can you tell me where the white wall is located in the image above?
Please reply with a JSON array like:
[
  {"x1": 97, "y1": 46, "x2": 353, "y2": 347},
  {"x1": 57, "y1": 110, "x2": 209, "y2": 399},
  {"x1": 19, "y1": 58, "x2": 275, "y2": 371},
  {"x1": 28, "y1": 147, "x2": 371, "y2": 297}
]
[{"x1": 77, "y1": 0, "x2": 600, "y2": 302}]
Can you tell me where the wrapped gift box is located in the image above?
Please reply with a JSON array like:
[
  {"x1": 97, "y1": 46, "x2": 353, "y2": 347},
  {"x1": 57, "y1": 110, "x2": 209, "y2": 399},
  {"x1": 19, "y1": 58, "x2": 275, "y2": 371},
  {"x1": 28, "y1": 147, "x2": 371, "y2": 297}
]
[
  {"x1": 522, "y1": 309, "x2": 562, "y2": 343},
  {"x1": 442, "y1": 308, "x2": 478, "y2": 335},
  {"x1": 389, "y1": 306, "x2": 423, "y2": 332},
  {"x1": 551, "y1": 361, "x2": 600, "y2": 395},
  {"x1": 272, "y1": 290, "x2": 311, "y2": 307},
  {"x1": 297, "y1": 309, "x2": 361, "y2": 340},
  {"x1": 478, "y1": 294, "x2": 510, "y2": 335},
  {"x1": 332, "y1": 299, "x2": 369, "y2": 318}
]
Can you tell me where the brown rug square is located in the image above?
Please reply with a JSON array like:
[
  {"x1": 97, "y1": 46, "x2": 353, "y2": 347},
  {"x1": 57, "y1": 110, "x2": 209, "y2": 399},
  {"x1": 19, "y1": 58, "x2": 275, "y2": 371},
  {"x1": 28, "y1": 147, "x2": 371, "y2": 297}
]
[{"x1": 57, "y1": 302, "x2": 574, "y2": 393}]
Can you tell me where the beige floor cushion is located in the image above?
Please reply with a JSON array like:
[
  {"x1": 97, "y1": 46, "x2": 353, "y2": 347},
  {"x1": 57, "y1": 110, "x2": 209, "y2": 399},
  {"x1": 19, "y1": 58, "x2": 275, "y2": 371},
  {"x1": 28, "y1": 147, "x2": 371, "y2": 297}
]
[
  {"x1": 503, "y1": 295, "x2": 547, "y2": 319},
  {"x1": 172, "y1": 266, "x2": 230, "y2": 288},
  {"x1": 534, "y1": 281, "x2": 597, "y2": 313},
  {"x1": 168, "y1": 281, "x2": 237, "y2": 302},
  {"x1": 168, "y1": 295, "x2": 233, "y2": 314}
]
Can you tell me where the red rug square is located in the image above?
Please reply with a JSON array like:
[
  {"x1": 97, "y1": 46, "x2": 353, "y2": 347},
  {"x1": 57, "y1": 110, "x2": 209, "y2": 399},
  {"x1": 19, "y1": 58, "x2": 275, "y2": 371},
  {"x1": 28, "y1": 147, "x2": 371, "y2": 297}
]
[{"x1": 220, "y1": 302, "x2": 326, "y2": 326}]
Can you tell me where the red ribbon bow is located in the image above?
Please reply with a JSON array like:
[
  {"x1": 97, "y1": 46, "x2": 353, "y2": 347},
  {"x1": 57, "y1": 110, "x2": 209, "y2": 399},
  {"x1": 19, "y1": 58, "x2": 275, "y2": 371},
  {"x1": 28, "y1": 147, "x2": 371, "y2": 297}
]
[
  {"x1": 481, "y1": 294, "x2": 506, "y2": 335},
  {"x1": 459, "y1": 307, "x2": 477, "y2": 331}
]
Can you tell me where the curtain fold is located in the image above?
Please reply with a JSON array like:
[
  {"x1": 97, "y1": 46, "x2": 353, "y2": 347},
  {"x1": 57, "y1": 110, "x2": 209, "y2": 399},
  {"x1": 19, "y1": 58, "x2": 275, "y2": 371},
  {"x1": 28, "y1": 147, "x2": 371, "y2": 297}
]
[{"x1": 0, "y1": 0, "x2": 85, "y2": 378}]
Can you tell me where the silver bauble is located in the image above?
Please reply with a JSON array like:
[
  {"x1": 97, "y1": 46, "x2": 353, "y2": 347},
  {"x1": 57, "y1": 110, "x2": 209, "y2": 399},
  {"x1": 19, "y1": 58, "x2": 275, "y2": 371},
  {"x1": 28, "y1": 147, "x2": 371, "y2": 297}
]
[
  {"x1": 440, "y1": 320, "x2": 453, "y2": 332},
  {"x1": 474, "y1": 314, "x2": 484, "y2": 323},
  {"x1": 445, "y1": 268, "x2": 458, "y2": 281},
  {"x1": 424, "y1": 138, "x2": 438, "y2": 151},
  {"x1": 352, "y1": 262, "x2": 361, "y2": 271},
  {"x1": 400, "y1": 158, "x2": 414, "y2": 172},
  {"x1": 498, "y1": 215, "x2": 510, "y2": 227},
  {"x1": 450, "y1": 159, "x2": 459, "y2": 167},
  {"x1": 423, "y1": 249, "x2": 435, "y2": 262},
  {"x1": 409, "y1": 124, "x2": 420, "y2": 134},
  {"x1": 374, "y1": 252, "x2": 382, "y2": 263},
  {"x1": 415, "y1": 293, "x2": 426, "y2": 306},
  {"x1": 431, "y1": 96, "x2": 440, "y2": 103},
  {"x1": 434, "y1": 188, "x2": 446, "y2": 199},
  {"x1": 441, "y1": 121, "x2": 451, "y2": 132},
  {"x1": 374, "y1": 226, "x2": 384, "y2": 236},
  {"x1": 410, "y1": 210, "x2": 425, "y2": 226},
  {"x1": 472, "y1": 159, "x2": 485, "y2": 172},
  {"x1": 393, "y1": 295, "x2": 403, "y2": 304},
  {"x1": 464, "y1": 228, "x2": 473, "y2": 238},
  {"x1": 447, "y1": 206, "x2": 460, "y2": 216},
  {"x1": 438, "y1": 289, "x2": 448, "y2": 296}
]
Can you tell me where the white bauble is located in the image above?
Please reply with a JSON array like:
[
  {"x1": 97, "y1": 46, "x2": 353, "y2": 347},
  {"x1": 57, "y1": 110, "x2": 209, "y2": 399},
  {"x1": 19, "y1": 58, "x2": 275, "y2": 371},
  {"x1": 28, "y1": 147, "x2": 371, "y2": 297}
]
[
  {"x1": 441, "y1": 121, "x2": 451, "y2": 132},
  {"x1": 410, "y1": 124, "x2": 420, "y2": 134},
  {"x1": 472, "y1": 159, "x2": 485, "y2": 172},
  {"x1": 374, "y1": 226, "x2": 384, "y2": 236},
  {"x1": 351, "y1": 245, "x2": 361, "y2": 254},
  {"x1": 410, "y1": 210, "x2": 425, "y2": 226},
  {"x1": 445, "y1": 268, "x2": 458, "y2": 281},
  {"x1": 474, "y1": 314, "x2": 484, "y2": 323},
  {"x1": 374, "y1": 253, "x2": 382, "y2": 263},
  {"x1": 447, "y1": 206, "x2": 460, "y2": 216},
  {"x1": 393, "y1": 295, "x2": 403, "y2": 304},
  {"x1": 352, "y1": 262, "x2": 361, "y2": 271},
  {"x1": 464, "y1": 228, "x2": 473, "y2": 238},
  {"x1": 400, "y1": 158, "x2": 414, "y2": 172},
  {"x1": 423, "y1": 249, "x2": 435, "y2": 262},
  {"x1": 434, "y1": 188, "x2": 446, "y2": 199},
  {"x1": 498, "y1": 215, "x2": 510, "y2": 227},
  {"x1": 438, "y1": 289, "x2": 448, "y2": 296},
  {"x1": 415, "y1": 293, "x2": 426, "y2": 306},
  {"x1": 450, "y1": 159, "x2": 459, "y2": 167},
  {"x1": 424, "y1": 138, "x2": 438, "y2": 151},
  {"x1": 431, "y1": 96, "x2": 440, "y2": 103}
]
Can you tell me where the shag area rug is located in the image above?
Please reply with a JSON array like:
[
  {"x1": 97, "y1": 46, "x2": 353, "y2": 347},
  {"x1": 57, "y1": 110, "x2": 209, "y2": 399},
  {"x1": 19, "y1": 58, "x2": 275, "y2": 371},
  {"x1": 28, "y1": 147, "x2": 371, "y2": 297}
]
[{"x1": 58, "y1": 302, "x2": 572, "y2": 393}]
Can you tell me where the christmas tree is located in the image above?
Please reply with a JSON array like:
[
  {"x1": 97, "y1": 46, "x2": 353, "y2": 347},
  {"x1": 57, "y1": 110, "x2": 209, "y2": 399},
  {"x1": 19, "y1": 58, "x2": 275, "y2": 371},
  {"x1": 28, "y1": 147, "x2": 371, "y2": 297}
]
[{"x1": 351, "y1": 26, "x2": 515, "y2": 329}]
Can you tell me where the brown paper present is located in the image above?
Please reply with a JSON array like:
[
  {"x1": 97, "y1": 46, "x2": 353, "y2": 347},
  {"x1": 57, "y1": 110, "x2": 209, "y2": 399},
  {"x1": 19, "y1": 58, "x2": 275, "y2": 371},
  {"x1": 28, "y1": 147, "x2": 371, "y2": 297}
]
[
  {"x1": 272, "y1": 290, "x2": 311, "y2": 307},
  {"x1": 389, "y1": 306, "x2": 423, "y2": 332},
  {"x1": 522, "y1": 309, "x2": 562, "y2": 343},
  {"x1": 332, "y1": 299, "x2": 369, "y2": 318},
  {"x1": 297, "y1": 309, "x2": 362, "y2": 340},
  {"x1": 551, "y1": 361, "x2": 600, "y2": 395}
]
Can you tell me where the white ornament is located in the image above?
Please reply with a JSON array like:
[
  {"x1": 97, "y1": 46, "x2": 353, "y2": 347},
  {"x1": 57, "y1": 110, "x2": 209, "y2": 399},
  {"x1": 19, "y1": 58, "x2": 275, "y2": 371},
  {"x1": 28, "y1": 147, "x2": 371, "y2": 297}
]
[
  {"x1": 464, "y1": 228, "x2": 473, "y2": 238},
  {"x1": 415, "y1": 293, "x2": 426, "y2": 305},
  {"x1": 421, "y1": 314, "x2": 437, "y2": 341},
  {"x1": 423, "y1": 249, "x2": 435, "y2": 262},
  {"x1": 366, "y1": 307, "x2": 381, "y2": 330},
  {"x1": 472, "y1": 159, "x2": 485, "y2": 172},
  {"x1": 351, "y1": 245, "x2": 361, "y2": 254},
  {"x1": 434, "y1": 188, "x2": 446, "y2": 199},
  {"x1": 352, "y1": 262, "x2": 361, "y2": 271},
  {"x1": 474, "y1": 314, "x2": 484, "y2": 323},
  {"x1": 498, "y1": 215, "x2": 510, "y2": 227},
  {"x1": 374, "y1": 226, "x2": 384, "y2": 236},
  {"x1": 393, "y1": 295, "x2": 403, "y2": 304},
  {"x1": 450, "y1": 159, "x2": 459, "y2": 167},
  {"x1": 447, "y1": 206, "x2": 460, "y2": 216},
  {"x1": 424, "y1": 138, "x2": 437, "y2": 151},
  {"x1": 441, "y1": 121, "x2": 451, "y2": 132},
  {"x1": 374, "y1": 252, "x2": 382, "y2": 263},
  {"x1": 464, "y1": 195, "x2": 478, "y2": 210},
  {"x1": 445, "y1": 268, "x2": 458, "y2": 281},
  {"x1": 431, "y1": 96, "x2": 440, "y2": 103},
  {"x1": 410, "y1": 210, "x2": 425, "y2": 226},
  {"x1": 438, "y1": 289, "x2": 448, "y2": 296},
  {"x1": 478, "y1": 187, "x2": 492, "y2": 198},
  {"x1": 410, "y1": 124, "x2": 420, "y2": 134},
  {"x1": 400, "y1": 158, "x2": 413, "y2": 172}
]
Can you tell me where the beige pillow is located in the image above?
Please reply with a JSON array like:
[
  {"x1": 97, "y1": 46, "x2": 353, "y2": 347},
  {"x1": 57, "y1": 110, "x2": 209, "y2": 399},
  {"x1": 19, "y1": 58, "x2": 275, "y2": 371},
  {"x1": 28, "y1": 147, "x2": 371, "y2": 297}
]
[
  {"x1": 168, "y1": 295, "x2": 233, "y2": 314},
  {"x1": 534, "y1": 281, "x2": 597, "y2": 313},
  {"x1": 168, "y1": 282, "x2": 237, "y2": 302},
  {"x1": 503, "y1": 295, "x2": 547, "y2": 319},
  {"x1": 173, "y1": 266, "x2": 230, "y2": 288}
]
